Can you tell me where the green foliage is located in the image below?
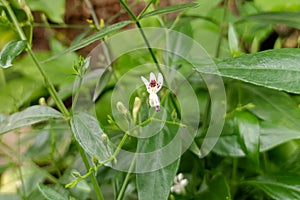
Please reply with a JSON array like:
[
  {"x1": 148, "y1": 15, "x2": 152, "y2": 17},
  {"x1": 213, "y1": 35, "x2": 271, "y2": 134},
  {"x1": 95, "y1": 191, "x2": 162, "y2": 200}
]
[{"x1": 1, "y1": 0, "x2": 300, "y2": 200}]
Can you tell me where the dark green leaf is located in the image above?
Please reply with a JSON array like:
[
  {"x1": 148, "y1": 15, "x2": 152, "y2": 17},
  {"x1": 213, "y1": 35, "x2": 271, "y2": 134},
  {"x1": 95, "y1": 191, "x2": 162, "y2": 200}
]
[
  {"x1": 236, "y1": 12, "x2": 300, "y2": 29},
  {"x1": 140, "y1": 3, "x2": 200, "y2": 19},
  {"x1": 197, "y1": 175, "x2": 231, "y2": 200},
  {"x1": 0, "y1": 105, "x2": 63, "y2": 135},
  {"x1": 211, "y1": 48, "x2": 300, "y2": 94},
  {"x1": 246, "y1": 174, "x2": 300, "y2": 200},
  {"x1": 42, "y1": 21, "x2": 132, "y2": 63},
  {"x1": 235, "y1": 111, "x2": 260, "y2": 167},
  {"x1": 136, "y1": 160, "x2": 180, "y2": 200},
  {"x1": 0, "y1": 40, "x2": 27, "y2": 68},
  {"x1": 241, "y1": 85, "x2": 300, "y2": 129},
  {"x1": 70, "y1": 112, "x2": 114, "y2": 162},
  {"x1": 37, "y1": 184, "x2": 67, "y2": 200}
]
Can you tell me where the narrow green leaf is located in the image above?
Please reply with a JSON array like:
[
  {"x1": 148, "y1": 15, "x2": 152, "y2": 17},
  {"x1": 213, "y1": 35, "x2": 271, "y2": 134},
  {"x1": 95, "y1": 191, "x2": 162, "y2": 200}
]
[
  {"x1": 235, "y1": 111, "x2": 260, "y2": 167},
  {"x1": 0, "y1": 105, "x2": 63, "y2": 135},
  {"x1": 236, "y1": 12, "x2": 300, "y2": 30},
  {"x1": 211, "y1": 48, "x2": 300, "y2": 94},
  {"x1": 246, "y1": 174, "x2": 300, "y2": 200},
  {"x1": 139, "y1": 3, "x2": 200, "y2": 19},
  {"x1": 136, "y1": 160, "x2": 180, "y2": 200},
  {"x1": 38, "y1": 184, "x2": 67, "y2": 200},
  {"x1": 0, "y1": 40, "x2": 27, "y2": 68},
  {"x1": 70, "y1": 112, "x2": 114, "y2": 162},
  {"x1": 42, "y1": 21, "x2": 132, "y2": 63}
]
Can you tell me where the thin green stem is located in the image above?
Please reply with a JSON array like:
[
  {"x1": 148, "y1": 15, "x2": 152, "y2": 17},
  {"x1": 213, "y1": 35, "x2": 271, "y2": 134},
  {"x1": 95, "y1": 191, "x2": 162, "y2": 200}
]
[
  {"x1": 215, "y1": 0, "x2": 229, "y2": 58},
  {"x1": 137, "y1": 0, "x2": 155, "y2": 20},
  {"x1": 116, "y1": 155, "x2": 136, "y2": 200},
  {"x1": 84, "y1": 0, "x2": 100, "y2": 29},
  {"x1": 77, "y1": 143, "x2": 104, "y2": 200},
  {"x1": 0, "y1": 68, "x2": 6, "y2": 87},
  {"x1": 2, "y1": 0, "x2": 69, "y2": 117}
]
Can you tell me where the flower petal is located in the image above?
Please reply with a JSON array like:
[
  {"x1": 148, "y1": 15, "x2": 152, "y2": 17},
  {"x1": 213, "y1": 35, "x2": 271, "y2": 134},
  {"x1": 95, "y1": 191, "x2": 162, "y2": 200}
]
[
  {"x1": 150, "y1": 72, "x2": 156, "y2": 82},
  {"x1": 157, "y1": 72, "x2": 163, "y2": 91}
]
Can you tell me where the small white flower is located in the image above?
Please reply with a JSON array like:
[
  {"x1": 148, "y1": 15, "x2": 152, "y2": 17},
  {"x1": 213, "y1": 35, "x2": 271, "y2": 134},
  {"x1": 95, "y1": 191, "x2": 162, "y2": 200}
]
[
  {"x1": 141, "y1": 72, "x2": 163, "y2": 111},
  {"x1": 171, "y1": 173, "x2": 188, "y2": 195}
]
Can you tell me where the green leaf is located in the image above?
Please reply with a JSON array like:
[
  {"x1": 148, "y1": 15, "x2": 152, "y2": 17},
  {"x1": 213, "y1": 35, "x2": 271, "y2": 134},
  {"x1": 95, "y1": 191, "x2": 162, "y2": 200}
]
[
  {"x1": 246, "y1": 174, "x2": 300, "y2": 200},
  {"x1": 235, "y1": 111, "x2": 260, "y2": 167},
  {"x1": 26, "y1": 0, "x2": 65, "y2": 23},
  {"x1": 197, "y1": 175, "x2": 231, "y2": 200},
  {"x1": 236, "y1": 12, "x2": 300, "y2": 29},
  {"x1": 210, "y1": 48, "x2": 300, "y2": 94},
  {"x1": 70, "y1": 112, "x2": 114, "y2": 162},
  {"x1": 139, "y1": 3, "x2": 200, "y2": 19},
  {"x1": 0, "y1": 105, "x2": 63, "y2": 135},
  {"x1": 42, "y1": 21, "x2": 132, "y2": 63},
  {"x1": 0, "y1": 40, "x2": 27, "y2": 68},
  {"x1": 136, "y1": 160, "x2": 180, "y2": 200},
  {"x1": 37, "y1": 184, "x2": 67, "y2": 200},
  {"x1": 241, "y1": 85, "x2": 300, "y2": 129}
]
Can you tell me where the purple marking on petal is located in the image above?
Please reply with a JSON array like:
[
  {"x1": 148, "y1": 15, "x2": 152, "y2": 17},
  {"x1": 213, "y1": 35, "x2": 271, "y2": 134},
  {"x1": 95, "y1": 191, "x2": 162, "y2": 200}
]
[
  {"x1": 150, "y1": 80, "x2": 157, "y2": 88},
  {"x1": 155, "y1": 105, "x2": 160, "y2": 112}
]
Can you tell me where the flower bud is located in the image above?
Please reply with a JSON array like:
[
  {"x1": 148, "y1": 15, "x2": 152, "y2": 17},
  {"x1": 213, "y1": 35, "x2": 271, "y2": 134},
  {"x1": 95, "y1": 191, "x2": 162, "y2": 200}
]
[
  {"x1": 132, "y1": 97, "x2": 141, "y2": 123},
  {"x1": 116, "y1": 101, "x2": 129, "y2": 115}
]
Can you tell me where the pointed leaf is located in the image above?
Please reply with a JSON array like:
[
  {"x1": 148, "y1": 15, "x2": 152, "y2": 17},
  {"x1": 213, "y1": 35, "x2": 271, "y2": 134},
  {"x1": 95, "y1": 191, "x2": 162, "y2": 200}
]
[
  {"x1": 0, "y1": 40, "x2": 27, "y2": 68},
  {"x1": 0, "y1": 105, "x2": 63, "y2": 135},
  {"x1": 37, "y1": 184, "x2": 67, "y2": 200},
  {"x1": 246, "y1": 174, "x2": 300, "y2": 200},
  {"x1": 42, "y1": 21, "x2": 132, "y2": 63},
  {"x1": 140, "y1": 3, "x2": 200, "y2": 19},
  {"x1": 70, "y1": 112, "x2": 114, "y2": 162},
  {"x1": 195, "y1": 48, "x2": 300, "y2": 94}
]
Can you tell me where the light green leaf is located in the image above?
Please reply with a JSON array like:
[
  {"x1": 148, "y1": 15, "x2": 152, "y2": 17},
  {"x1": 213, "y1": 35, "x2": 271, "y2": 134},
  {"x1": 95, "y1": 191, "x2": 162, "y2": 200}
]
[
  {"x1": 0, "y1": 105, "x2": 63, "y2": 135},
  {"x1": 0, "y1": 40, "x2": 27, "y2": 68},
  {"x1": 37, "y1": 184, "x2": 67, "y2": 200},
  {"x1": 246, "y1": 174, "x2": 300, "y2": 200},
  {"x1": 26, "y1": 0, "x2": 65, "y2": 23},
  {"x1": 139, "y1": 3, "x2": 199, "y2": 19},
  {"x1": 42, "y1": 21, "x2": 132, "y2": 63},
  {"x1": 236, "y1": 12, "x2": 300, "y2": 29},
  {"x1": 70, "y1": 112, "x2": 114, "y2": 162},
  {"x1": 210, "y1": 48, "x2": 300, "y2": 94},
  {"x1": 235, "y1": 111, "x2": 260, "y2": 167}
]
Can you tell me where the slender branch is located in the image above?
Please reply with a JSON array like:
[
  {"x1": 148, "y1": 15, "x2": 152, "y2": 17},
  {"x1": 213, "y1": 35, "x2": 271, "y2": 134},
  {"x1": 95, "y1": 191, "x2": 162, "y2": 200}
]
[
  {"x1": 0, "y1": 68, "x2": 6, "y2": 87},
  {"x1": 1, "y1": 0, "x2": 69, "y2": 117},
  {"x1": 215, "y1": 0, "x2": 229, "y2": 58},
  {"x1": 77, "y1": 143, "x2": 104, "y2": 200}
]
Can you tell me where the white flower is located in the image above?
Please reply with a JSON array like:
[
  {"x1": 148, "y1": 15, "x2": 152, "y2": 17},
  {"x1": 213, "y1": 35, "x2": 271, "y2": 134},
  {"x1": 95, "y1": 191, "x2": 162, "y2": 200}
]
[
  {"x1": 141, "y1": 72, "x2": 163, "y2": 111},
  {"x1": 171, "y1": 173, "x2": 188, "y2": 195}
]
